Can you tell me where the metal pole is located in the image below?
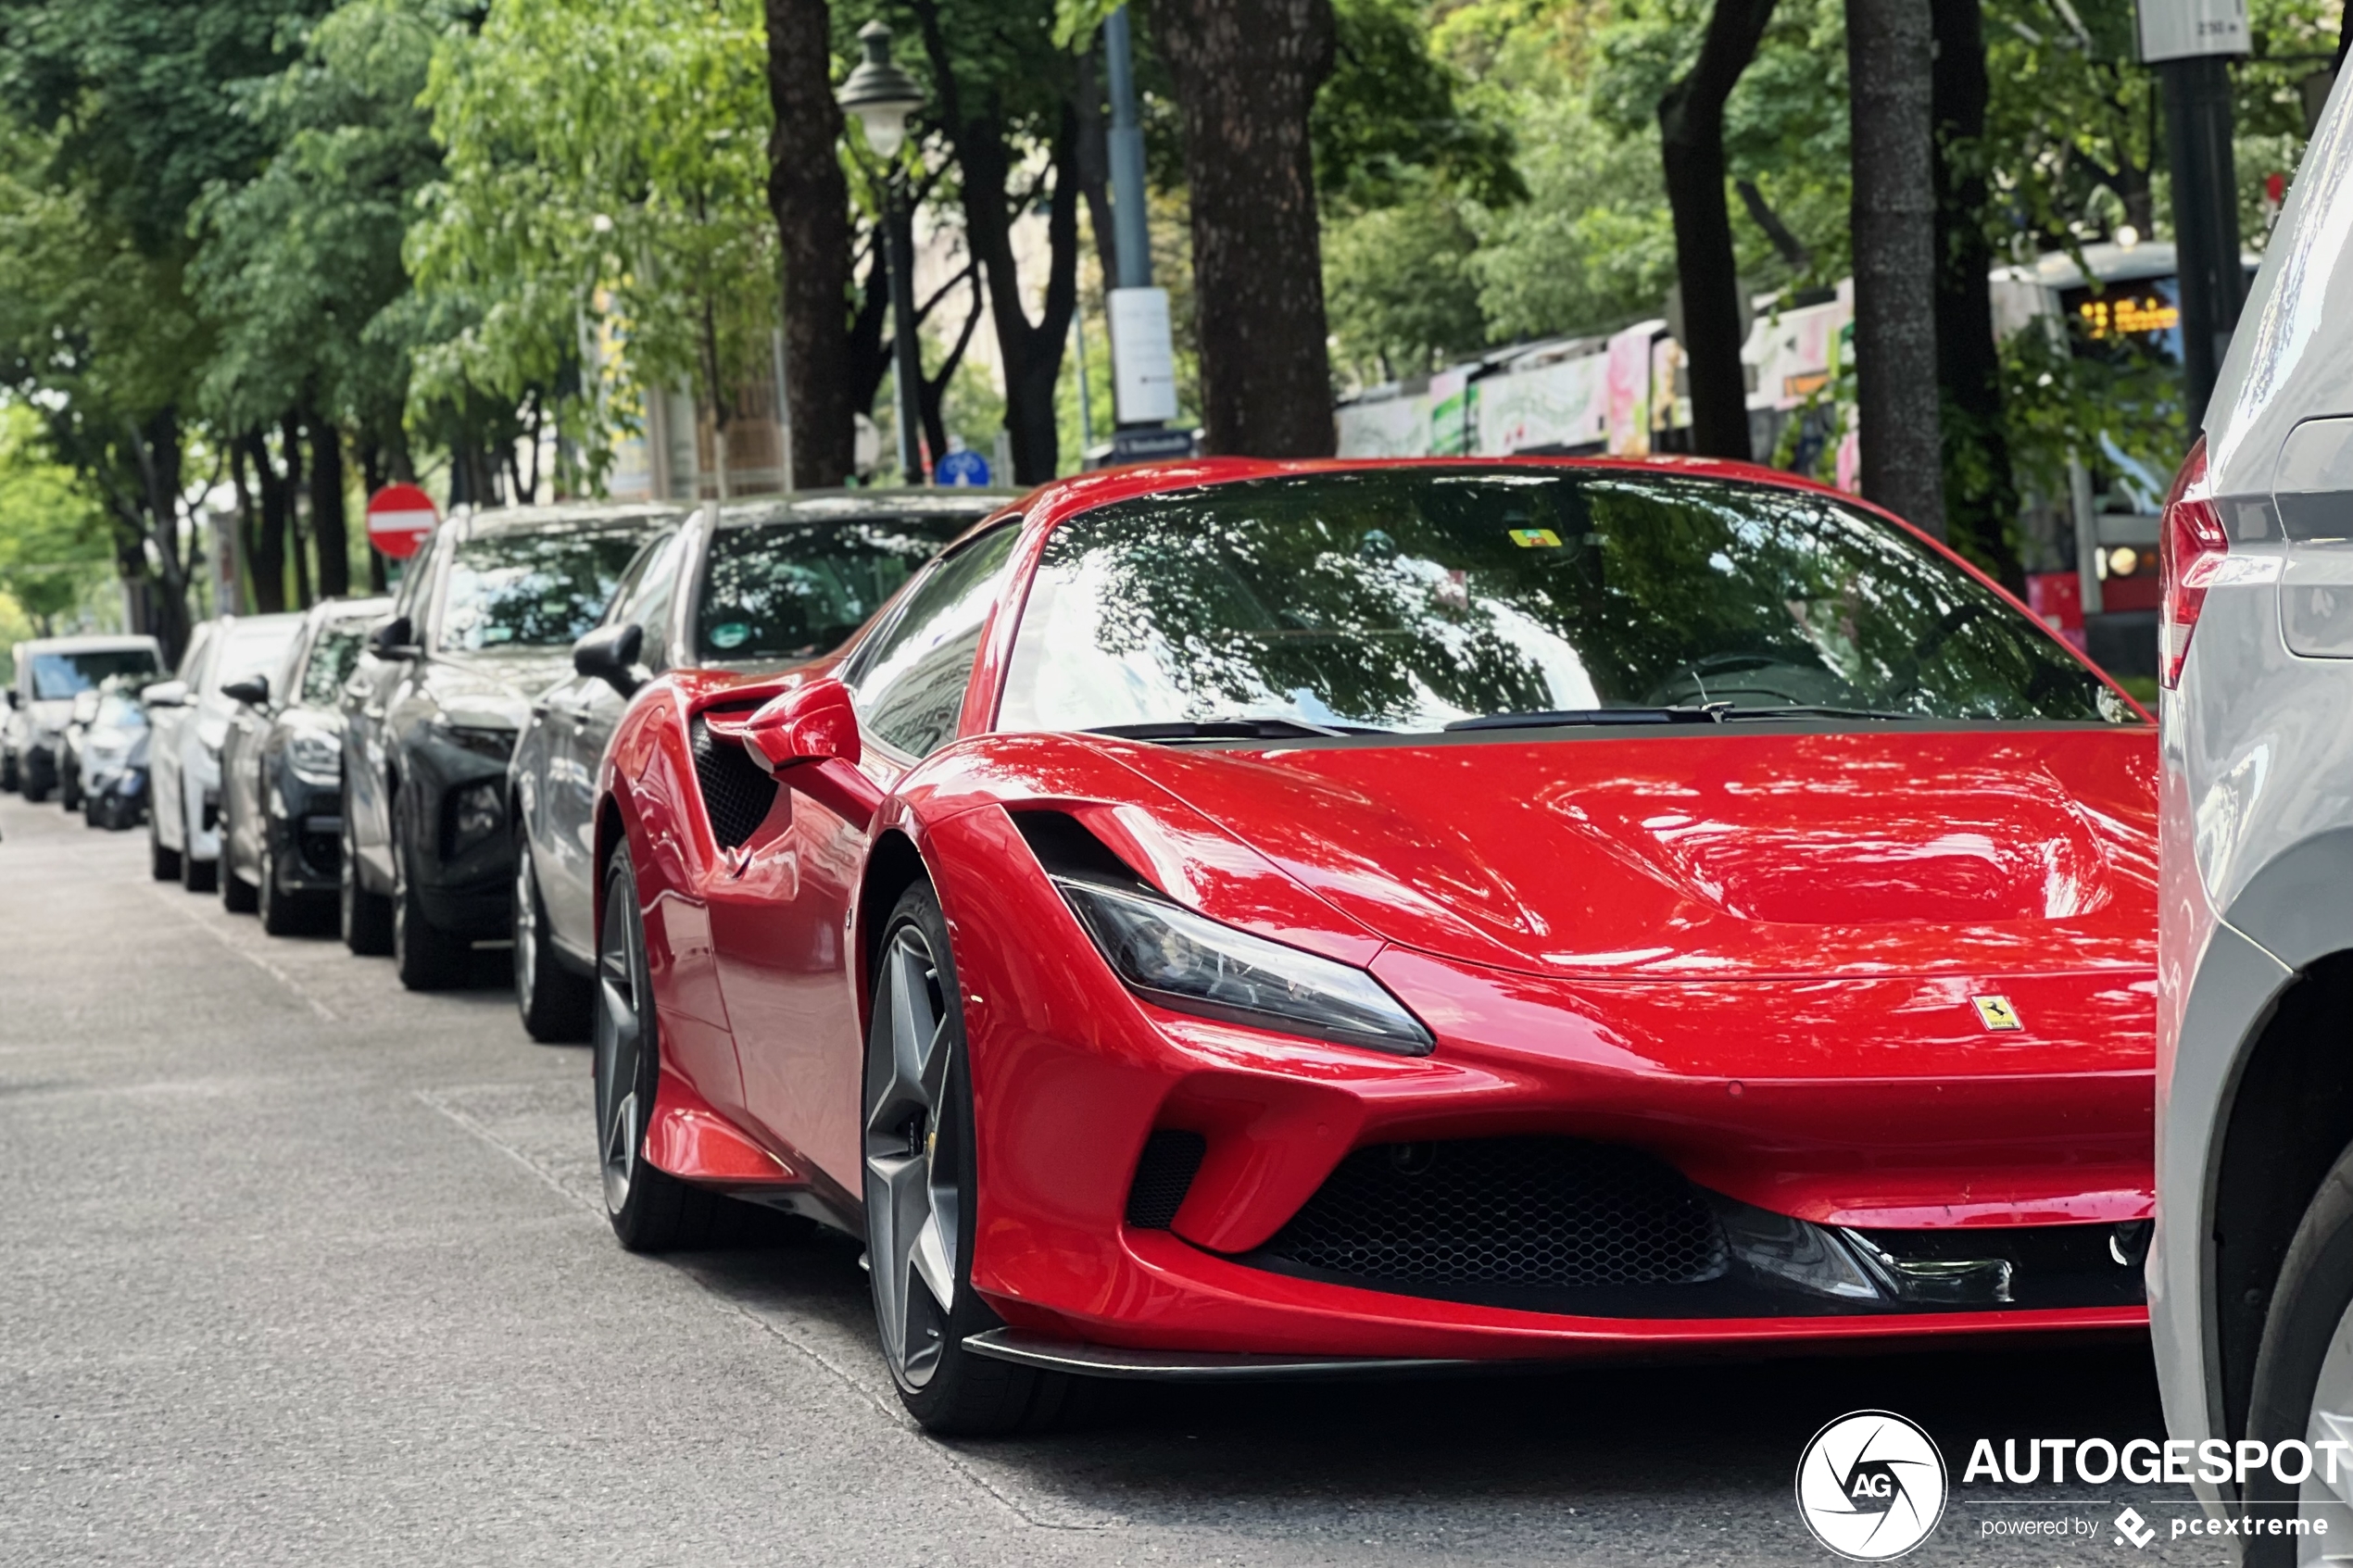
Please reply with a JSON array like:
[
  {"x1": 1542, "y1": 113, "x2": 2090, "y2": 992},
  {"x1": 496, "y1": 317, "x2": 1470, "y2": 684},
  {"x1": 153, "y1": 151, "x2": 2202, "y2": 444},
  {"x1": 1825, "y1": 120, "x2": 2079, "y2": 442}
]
[
  {"x1": 2158, "y1": 56, "x2": 2245, "y2": 422},
  {"x1": 886, "y1": 178, "x2": 926, "y2": 485},
  {"x1": 1104, "y1": 8, "x2": 1152, "y2": 292}
]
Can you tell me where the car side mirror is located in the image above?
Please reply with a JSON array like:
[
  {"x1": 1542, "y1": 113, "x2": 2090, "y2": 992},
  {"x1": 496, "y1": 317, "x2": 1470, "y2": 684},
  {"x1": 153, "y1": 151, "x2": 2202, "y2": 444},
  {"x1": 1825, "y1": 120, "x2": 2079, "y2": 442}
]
[
  {"x1": 739, "y1": 678, "x2": 862, "y2": 771},
  {"x1": 142, "y1": 681, "x2": 188, "y2": 709},
  {"x1": 369, "y1": 616, "x2": 419, "y2": 660},
  {"x1": 221, "y1": 675, "x2": 269, "y2": 709},
  {"x1": 573, "y1": 622, "x2": 644, "y2": 698},
  {"x1": 4, "y1": 689, "x2": 18, "y2": 709}
]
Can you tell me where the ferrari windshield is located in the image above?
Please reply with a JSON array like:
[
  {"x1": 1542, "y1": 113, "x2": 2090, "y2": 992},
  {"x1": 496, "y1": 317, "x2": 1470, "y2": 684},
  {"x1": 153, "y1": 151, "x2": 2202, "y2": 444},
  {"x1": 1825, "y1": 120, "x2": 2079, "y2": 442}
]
[{"x1": 999, "y1": 469, "x2": 2136, "y2": 734}]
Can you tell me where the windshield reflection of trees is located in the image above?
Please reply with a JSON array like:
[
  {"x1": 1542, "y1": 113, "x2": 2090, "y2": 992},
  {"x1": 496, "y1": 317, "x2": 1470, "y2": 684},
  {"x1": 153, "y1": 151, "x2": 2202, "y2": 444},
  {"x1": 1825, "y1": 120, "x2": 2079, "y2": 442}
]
[
  {"x1": 1038, "y1": 471, "x2": 2113, "y2": 730},
  {"x1": 698, "y1": 521, "x2": 958, "y2": 659},
  {"x1": 442, "y1": 531, "x2": 646, "y2": 650}
]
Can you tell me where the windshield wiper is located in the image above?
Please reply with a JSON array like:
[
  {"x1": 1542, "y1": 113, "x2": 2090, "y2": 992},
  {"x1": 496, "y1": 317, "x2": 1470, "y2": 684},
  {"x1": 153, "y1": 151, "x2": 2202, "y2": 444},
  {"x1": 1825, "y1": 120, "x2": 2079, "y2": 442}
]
[
  {"x1": 1711, "y1": 705, "x2": 1923, "y2": 722},
  {"x1": 1088, "y1": 718, "x2": 1384, "y2": 742},
  {"x1": 1445, "y1": 706, "x2": 1723, "y2": 733}
]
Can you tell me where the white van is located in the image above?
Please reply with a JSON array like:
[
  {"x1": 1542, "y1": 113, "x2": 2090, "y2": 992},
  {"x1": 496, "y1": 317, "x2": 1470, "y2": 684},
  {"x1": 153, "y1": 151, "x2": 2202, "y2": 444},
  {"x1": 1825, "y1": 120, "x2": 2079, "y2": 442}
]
[{"x1": 3, "y1": 633, "x2": 164, "y2": 802}]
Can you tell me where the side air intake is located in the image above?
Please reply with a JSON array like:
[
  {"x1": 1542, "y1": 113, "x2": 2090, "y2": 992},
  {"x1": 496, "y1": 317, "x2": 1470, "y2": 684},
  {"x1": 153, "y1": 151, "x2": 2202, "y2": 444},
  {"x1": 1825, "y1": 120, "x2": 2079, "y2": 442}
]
[
  {"x1": 1125, "y1": 1130, "x2": 1207, "y2": 1229},
  {"x1": 690, "y1": 713, "x2": 780, "y2": 849}
]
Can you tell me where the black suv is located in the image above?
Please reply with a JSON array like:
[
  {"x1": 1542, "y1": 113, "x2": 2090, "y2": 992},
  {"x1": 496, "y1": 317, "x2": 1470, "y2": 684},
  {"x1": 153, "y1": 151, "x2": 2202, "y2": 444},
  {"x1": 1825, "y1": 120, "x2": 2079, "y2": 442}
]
[{"x1": 339, "y1": 504, "x2": 676, "y2": 987}]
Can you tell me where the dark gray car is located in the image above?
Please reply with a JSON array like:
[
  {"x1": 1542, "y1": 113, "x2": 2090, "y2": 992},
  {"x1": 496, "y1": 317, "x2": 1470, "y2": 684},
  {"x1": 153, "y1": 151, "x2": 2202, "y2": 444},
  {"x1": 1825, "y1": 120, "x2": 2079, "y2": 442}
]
[
  {"x1": 217, "y1": 596, "x2": 392, "y2": 934},
  {"x1": 505, "y1": 489, "x2": 1011, "y2": 1039},
  {"x1": 339, "y1": 504, "x2": 678, "y2": 990}
]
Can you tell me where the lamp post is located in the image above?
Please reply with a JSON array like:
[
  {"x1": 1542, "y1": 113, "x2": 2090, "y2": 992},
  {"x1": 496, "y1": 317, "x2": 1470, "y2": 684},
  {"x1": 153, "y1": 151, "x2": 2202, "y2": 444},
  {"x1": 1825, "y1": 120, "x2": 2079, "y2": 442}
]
[{"x1": 837, "y1": 21, "x2": 928, "y2": 485}]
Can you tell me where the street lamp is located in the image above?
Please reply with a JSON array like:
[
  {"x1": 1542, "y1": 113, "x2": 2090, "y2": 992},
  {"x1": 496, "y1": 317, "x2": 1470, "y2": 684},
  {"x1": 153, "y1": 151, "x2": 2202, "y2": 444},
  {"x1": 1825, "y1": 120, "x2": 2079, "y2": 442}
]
[{"x1": 838, "y1": 21, "x2": 928, "y2": 485}]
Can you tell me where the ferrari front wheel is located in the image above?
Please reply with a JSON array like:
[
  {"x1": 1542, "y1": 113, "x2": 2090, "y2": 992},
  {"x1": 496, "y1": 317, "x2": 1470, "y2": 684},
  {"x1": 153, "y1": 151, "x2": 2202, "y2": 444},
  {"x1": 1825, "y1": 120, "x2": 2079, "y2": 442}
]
[
  {"x1": 594, "y1": 841, "x2": 724, "y2": 1252},
  {"x1": 862, "y1": 882, "x2": 1085, "y2": 1436}
]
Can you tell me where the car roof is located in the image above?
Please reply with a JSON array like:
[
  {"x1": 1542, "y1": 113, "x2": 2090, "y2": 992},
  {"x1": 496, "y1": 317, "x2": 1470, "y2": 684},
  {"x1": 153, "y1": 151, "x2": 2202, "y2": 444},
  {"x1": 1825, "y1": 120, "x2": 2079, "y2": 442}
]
[
  {"x1": 14, "y1": 633, "x2": 164, "y2": 655},
  {"x1": 310, "y1": 596, "x2": 392, "y2": 625},
  {"x1": 1006, "y1": 454, "x2": 1896, "y2": 545},
  {"x1": 709, "y1": 488, "x2": 1021, "y2": 529},
  {"x1": 452, "y1": 501, "x2": 686, "y2": 541}
]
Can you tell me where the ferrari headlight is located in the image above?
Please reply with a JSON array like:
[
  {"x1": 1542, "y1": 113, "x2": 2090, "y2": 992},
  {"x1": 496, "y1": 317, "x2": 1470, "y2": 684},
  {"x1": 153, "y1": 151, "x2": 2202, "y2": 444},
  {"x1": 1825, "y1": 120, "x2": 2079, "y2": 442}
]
[
  {"x1": 287, "y1": 729, "x2": 341, "y2": 784},
  {"x1": 1053, "y1": 876, "x2": 1433, "y2": 1056}
]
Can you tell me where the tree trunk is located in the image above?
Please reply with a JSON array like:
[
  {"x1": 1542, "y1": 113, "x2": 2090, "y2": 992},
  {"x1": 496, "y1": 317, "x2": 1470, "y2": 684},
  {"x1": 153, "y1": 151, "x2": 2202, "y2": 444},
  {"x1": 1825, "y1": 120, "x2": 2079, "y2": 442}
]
[
  {"x1": 1846, "y1": 0, "x2": 1946, "y2": 536},
  {"x1": 1930, "y1": 0, "x2": 2020, "y2": 588},
  {"x1": 308, "y1": 411, "x2": 350, "y2": 599},
  {"x1": 358, "y1": 440, "x2": 390, "y2": 594},
  {"x1": 237, "y1": 432, "x2": 290, "y2": 614},
  {"x1": 766, "y1": 0, "x2": 856, "y2": 489},
  {"x1": 1073, "y1": 46, "x2": 1120, "y2": 287},
  {"x1": 1151, "y1": 0, "x2": 1338, "y2": 458},
  {"x1": 912, "y1": 0, "x2": 1079, "y2": 483},
  {"x1": 282, "y1": 414, "x2": 312, "y2": 609},
  {"x1": 1658, "y1": 0, "x2": 1780, "y2": 462}
]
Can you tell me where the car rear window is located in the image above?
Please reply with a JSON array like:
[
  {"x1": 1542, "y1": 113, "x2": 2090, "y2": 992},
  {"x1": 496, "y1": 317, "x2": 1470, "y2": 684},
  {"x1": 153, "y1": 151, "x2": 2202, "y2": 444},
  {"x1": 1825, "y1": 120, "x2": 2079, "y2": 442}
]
[
  {"x1": 1000, "y1": 468, "x2": 2136, "y2": 734},
  {"x1": 29, "y1": 648, "x2": 158, "y2": 700}
]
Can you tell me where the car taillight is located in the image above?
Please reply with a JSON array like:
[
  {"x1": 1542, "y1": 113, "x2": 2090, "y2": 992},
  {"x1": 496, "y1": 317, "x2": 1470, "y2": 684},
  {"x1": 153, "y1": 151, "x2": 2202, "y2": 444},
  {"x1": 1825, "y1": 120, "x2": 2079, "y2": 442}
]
[{"x1": 2158, "y1": 436, "x2": 2230, "y2": 689}]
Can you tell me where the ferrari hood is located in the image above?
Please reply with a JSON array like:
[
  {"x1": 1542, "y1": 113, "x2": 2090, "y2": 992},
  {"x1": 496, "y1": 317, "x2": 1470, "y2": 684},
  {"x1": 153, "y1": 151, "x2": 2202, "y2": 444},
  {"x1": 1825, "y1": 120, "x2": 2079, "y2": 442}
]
[{"x1": 1100, "y1": 725, "x2": 2156, "y2": 981}]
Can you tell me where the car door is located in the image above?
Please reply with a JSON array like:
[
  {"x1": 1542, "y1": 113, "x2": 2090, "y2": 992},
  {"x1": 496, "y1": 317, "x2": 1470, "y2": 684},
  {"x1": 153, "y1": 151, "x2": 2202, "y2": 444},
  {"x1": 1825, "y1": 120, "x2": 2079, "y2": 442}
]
[
  {"x1": 230, "y1": 623, "x2": 308, "y2": 878},
  {"x1": 153, "y1": 631, "x2": 216, "y2": 851},
  {"x1": 347, "y1": 534, "x2": 441, "y2": 891},
  {"x1": 542, "y1": 526, "x2": 687, "y2": 960},
  {"x1": 710, "y1": 525, "x2": 1024, "y2": 1191}
]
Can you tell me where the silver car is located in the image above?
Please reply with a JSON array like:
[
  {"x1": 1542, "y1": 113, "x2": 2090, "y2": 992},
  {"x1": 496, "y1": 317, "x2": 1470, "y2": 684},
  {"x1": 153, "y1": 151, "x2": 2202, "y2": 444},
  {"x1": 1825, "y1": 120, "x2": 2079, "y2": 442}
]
[
  {"x1": 144, "y1": 613, "x2": 302, "y2": 891},
  {"x1": 2153, "y1": 73, "x2": 2353, "y2": 1556}
]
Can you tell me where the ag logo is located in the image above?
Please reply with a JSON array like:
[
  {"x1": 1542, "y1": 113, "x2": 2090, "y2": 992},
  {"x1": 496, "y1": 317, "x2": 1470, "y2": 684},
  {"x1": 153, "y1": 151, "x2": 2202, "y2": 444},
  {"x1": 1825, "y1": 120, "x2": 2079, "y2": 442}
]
[{"x1": 1794, "y1": 1410, "x2": 1948, "y2": 1561}]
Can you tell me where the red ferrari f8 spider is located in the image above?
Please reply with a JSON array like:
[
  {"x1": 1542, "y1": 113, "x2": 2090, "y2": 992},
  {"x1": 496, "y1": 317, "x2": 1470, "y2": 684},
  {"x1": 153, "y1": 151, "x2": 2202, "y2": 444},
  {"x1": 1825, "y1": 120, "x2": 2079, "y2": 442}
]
[{"x1": 587, "y1": 458, "x2": 2158, "y2": 1433}]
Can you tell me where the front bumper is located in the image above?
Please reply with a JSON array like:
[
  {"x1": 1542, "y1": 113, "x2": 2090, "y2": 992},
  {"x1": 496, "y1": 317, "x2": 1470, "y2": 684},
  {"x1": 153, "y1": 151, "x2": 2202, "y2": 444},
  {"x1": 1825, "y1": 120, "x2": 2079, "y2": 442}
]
[
  {"x1": 399, "y1": 731, "x2": 515, "y2": 937},
  {"x1": 267, "y1": 773, "x2": 346, "y2": 893},
  {"x1": 923, "y1": 807, "x2": 2158, "y2": 1361}
]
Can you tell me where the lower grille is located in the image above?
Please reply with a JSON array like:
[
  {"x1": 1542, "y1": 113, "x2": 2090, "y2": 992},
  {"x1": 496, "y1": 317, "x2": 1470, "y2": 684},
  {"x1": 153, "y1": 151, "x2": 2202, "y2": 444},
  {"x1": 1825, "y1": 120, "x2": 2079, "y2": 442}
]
[
  {"x1": 690, "y1": 714, "x2": 779, "y2": 849},
  {"x1": 1256, "y1": 1137, "x2": 1728, "y2": 1292},
  {"x1": 1126, "y1": 1131, "x2": 1207, "y2": 1228}
]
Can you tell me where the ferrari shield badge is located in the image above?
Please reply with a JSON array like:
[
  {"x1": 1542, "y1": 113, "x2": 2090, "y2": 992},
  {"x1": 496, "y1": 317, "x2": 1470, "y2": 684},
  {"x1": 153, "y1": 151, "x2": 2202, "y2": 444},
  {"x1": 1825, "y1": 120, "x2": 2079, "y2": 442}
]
[{"x1": 1972, "y1": 995, "x2": 2023, "y2": 1032}]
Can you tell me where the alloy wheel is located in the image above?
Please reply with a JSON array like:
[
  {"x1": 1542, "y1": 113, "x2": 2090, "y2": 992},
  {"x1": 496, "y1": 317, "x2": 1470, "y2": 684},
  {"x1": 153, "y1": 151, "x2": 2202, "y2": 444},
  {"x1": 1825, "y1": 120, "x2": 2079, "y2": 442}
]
[
  {"x1": 862, "y1": 925, "x2": 963, "y2": 1392},
  {"x1": 2294, "y1": 1302, "x2": 2353, "y2": 1559},
  {"x1": 594, "y1": 879, "x2": 644, "y2": 1216}
]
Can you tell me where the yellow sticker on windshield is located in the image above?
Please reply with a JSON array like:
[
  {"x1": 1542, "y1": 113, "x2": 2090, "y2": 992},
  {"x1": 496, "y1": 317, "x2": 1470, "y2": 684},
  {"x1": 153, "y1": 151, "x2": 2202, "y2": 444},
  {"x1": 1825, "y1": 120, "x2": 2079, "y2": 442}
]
[{"x1": 1508, "y1": 528, "x2": 1563, "y2": 547}]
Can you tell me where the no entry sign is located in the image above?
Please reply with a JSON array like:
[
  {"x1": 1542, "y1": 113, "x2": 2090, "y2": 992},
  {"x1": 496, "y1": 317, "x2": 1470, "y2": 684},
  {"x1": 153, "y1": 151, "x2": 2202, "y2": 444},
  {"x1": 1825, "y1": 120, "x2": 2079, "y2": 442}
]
[{"x1": 365, "y1": 483, "x2": 437, "y2": 560}]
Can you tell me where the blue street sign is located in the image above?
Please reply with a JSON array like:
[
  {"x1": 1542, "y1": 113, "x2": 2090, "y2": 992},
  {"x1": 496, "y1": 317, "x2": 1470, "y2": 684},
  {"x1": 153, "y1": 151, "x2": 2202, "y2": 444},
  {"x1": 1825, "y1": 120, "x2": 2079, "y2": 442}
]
[{"x1": 935, "y1": 448, "x2": 991, "y2": 486}]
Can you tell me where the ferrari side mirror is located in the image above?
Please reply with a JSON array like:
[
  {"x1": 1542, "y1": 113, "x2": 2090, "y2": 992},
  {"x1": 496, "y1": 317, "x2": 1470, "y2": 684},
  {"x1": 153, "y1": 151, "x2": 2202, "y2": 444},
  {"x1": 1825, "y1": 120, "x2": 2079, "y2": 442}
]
[
  {"x1": 573, "y1": 622, "x2": 645, "y2": 698},
  {"x1": 221, "y1": 675, "x2": 269, "y2": 709},
  {"x1": 739, "y1": 678, "x2": 862, "y2": 771}
]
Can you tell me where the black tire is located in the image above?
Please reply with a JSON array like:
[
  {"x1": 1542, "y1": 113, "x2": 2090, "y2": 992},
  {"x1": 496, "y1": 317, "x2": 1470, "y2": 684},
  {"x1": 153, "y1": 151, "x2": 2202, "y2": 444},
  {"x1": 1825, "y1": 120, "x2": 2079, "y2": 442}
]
[
  {"x1": 0, "y1": 752, "x2": 16, "y2": 792},
  {"x1": 258, "y1": 831, "x2": 317, "y2": 937},
  {"x1": 220, "y1": 843, "x2": 258, "y2": 914},
  {"x1": 595, "y1": 840, "x2": 729, "y2": 1251},
  {"x1": 180, "y1": 811, "x2": 218, "y2": 891},
  {"x1": 148, "y1": 814, "x2": 182, "y2": 882},
  {"x1": 339, "y1": 793, "x2": 394, "y2": 956},
  {"x1": 2244, "y1": 1140, "x2": 2353, "y2": 1562},
  {"x1": 58, "y1": 767, "x2": 80, "y2": 813},
  {"x1": 862, "y1": 882, "x2": 1088, "y2": 1436},
  {"x1": 22, "y1": 775, "x2": 48, "y2": 805},
  {"x1": 513, "y1": 829, "x2": 592, "y2": 1042},
  {"x1": 391, "y1": 799, "x2": 469, "y2": 990}
]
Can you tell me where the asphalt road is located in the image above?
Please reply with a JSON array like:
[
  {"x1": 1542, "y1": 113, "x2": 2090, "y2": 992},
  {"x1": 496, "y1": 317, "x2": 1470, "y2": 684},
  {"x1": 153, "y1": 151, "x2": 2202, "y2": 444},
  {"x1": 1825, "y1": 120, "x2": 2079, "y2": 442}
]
[{"x1": 0, "y1": 790, "x2": 2233, "y2": 1567}]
